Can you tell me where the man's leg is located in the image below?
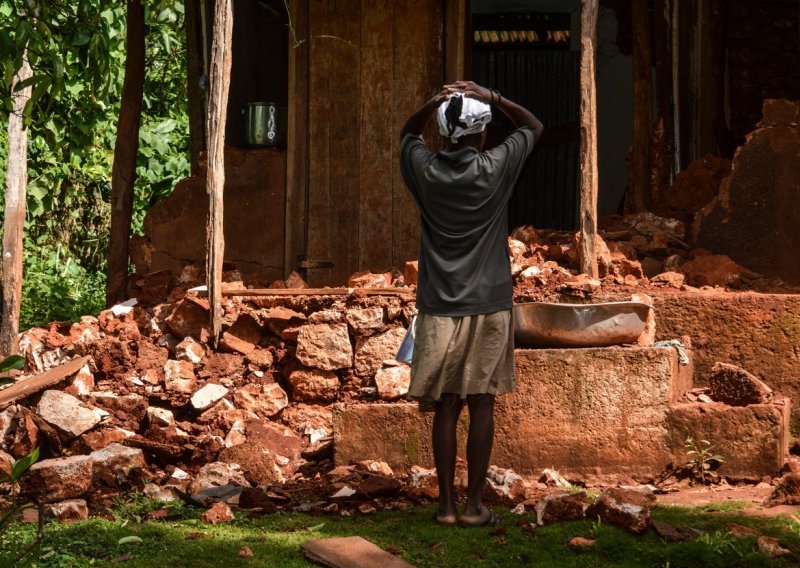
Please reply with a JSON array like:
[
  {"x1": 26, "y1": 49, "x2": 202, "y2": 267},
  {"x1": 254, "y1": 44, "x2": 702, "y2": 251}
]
[
  {"x1": 432, "y1": 393, "x2": 463, "y2": 522},
  {"x1": 462, "y1": 392, "x2": 496, "y2": 520}
]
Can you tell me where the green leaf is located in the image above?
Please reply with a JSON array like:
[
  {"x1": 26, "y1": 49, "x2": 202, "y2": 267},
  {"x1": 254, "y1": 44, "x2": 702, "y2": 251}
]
[
  {"x1": 10, "y1": 447, "x2": 39, "y2": 483},
  {"x1": 0, "y1": 354, "x2": 25, "y2": 373},
  {"x1": 118, "y1": 536, "x2": 143, "y2": 546}
]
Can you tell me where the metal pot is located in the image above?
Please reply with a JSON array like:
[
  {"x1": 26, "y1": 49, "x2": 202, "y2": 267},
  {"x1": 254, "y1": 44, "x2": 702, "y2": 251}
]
[{"x1": 243, "y1": 102, "x2": 287, "y2": 147}]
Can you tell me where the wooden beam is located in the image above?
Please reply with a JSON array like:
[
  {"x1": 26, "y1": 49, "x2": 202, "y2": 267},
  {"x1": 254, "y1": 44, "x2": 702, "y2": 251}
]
[
  {"x1": 206, "y1": 0, "x2": 233, "y2": 344},
  {"x1": 196, "y1": 287, "x2": 415, "y2": 298},
  {"x1": 106, "y1": 0, "x2": 146, "y2": 307},
  {"x1": 285, "y1": 0, "x2": 309, "y2": 278},
  {"x1": 0, "y1": 356, "x2": 90, "y2": 409},
  {"x1": 578, "y1": 0, "x2": 599, "y2": 278},
  {"x1": 631, "y1": 0, "x2": 653, "y2": 212},
  {"x1": 0, "y1": 46, "x2": 33, "y2": 356}
]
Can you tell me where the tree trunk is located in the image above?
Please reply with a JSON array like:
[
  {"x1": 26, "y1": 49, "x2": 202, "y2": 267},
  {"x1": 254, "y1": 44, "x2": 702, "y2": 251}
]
[
  {"x1": 1, "y1": 49, "x2": 33, "y2": 356},
  {"x1": 184, "y1": 0, "x2": 206, "y2": 173},
  {"x1": 206, "y1": 0, "x2": 233, "y2": 344},
  {"x1": 631, "y1": 0, "x2": 654, "y2": 212},
  {"x1": 106, "y1": 0, "x2": 146, "y2": 306},
  {"x1": 578, "y1": 0, "x2": 599, "y2": 278}
]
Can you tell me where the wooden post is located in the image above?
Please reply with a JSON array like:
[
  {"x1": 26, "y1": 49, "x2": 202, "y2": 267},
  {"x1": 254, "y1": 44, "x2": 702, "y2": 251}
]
[
  {"x1": 206, "y1": 0, "x2": 233, "y2": 343},
  {"x1": 106, "y1": 0, "x2": 145, "y2": 307},
  {"x1": 0, "y1": 48, "x2": 32, "y2": 355},
  {"x1": 578, "y1": 0, "x2": 599, "y2": 278},
  {"x1": 285, "y1": 0, "x2": 309, "y2": 278},
  {"x1": 444, "y1": 0, "x2": 470, "y2": 83},
  {"x1": 631, "y1": 0, "x2": 653, "y2": 212}
]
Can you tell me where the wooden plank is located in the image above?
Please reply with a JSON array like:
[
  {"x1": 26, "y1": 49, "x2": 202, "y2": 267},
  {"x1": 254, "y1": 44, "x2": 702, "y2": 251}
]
[
  {"x1": 306, "y1": 0, "x2": 334, "y2": 286},
  {"x1": 578, "y1": 0, "x2": 599, "y2": 278},
  {"x1": 285, "y1": 0, "x2": 310, "y2": 278},
  {"x1": 213, "y1": 287, "x2": 414, "y2": 297},
  {"x1": 107, "y1": 0, "x2": 145, "y2": 307},
  {"x1": 0, "y1": 357, "x2": 90, "y2": 409},
  {"x1": 392, "y1": 0, "x2": 443, "y2": 269},
  {"x1": 631, "y1": 0, "x2": 653, "y2": 213},
  {"x1": 205, "y1": 0, "x2": 233, "y2": 343},
  {"x1": 359, "y1": 0, "x2": 394, "y2": 273},
  {"x1": 184, "y1": 0, "x2": 206, "y2": 173},
  {"x1": 301, "y1": 536, "x2": 416, "y2": 568},
  {"x1": 326, "y1": 0, "x2": 361, "y2": 285},
  {"x1": 0, "y1": 47, "x2": 32, "y2": 356}
]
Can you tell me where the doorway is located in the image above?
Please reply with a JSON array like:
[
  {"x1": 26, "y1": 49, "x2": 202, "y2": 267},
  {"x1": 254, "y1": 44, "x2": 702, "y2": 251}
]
[{"x1": 472, "y1": 2, "x2": 581, "y2": 231}]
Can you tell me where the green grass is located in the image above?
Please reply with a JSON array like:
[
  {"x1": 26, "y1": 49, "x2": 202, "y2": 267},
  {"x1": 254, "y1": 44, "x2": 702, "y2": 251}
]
[{"x1": 2, "y1": 502, "x2": 800, "y2": 568}]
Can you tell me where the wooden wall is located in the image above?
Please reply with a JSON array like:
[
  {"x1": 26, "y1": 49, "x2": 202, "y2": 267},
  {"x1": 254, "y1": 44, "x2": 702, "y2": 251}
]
[{"x1": 289, "y1": 0, "x2": 446, "y2": 285}]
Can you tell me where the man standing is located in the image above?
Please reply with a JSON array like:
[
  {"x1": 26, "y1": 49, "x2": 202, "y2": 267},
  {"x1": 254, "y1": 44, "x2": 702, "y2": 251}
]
[{"x1": 399, "y1": 80, "x2": 543, "y2": 527}]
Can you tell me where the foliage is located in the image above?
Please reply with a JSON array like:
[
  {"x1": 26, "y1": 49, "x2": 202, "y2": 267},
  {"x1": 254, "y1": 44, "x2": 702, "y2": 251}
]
[
  {"x1": 0, "y1": 352, "x2": 25, "y2": 385},
  {"x1": 684, "y1": 436, "x2": 725, "y2": 485},
  {"x1": 0, "y1": 0, "x2": 189, "y2": 327},
  {"x1": 0, "y1": 447, "x2": 44, "y2": 565}
]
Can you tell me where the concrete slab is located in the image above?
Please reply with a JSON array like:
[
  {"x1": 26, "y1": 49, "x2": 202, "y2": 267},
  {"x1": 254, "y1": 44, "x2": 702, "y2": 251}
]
[
  {"x1": 335, "y1": 346, "x2": 694, "y2": 482},
  {"x1": 666, "y1": 399, "x2": 790, "y2": 480},
  {"x1": 301, "y1": 536, "x2": 415, "y2": 568}
]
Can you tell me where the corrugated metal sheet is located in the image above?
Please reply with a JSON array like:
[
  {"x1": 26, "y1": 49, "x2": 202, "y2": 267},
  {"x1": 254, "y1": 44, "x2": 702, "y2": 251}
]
[{"x1": 473, "y1": 49, "x2": 580, "y2": 230}]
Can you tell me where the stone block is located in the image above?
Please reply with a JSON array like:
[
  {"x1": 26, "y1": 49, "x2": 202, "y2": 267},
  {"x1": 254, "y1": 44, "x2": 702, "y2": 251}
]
[
  {"x1": 666, "y1": 399, "x2": 789, "y2": 480},
  {"x1": 27, "y1": 455, "x2": 93, "y2": 503}
]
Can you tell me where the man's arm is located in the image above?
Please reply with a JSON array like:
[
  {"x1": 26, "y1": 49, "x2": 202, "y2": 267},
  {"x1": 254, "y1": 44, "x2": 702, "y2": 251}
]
[
  {"x1": 400, "y1": 89, "x2": 448, "y2": 139},
  {"x1": 443, "y1": 81, "x2": 544, "y2": 142}
]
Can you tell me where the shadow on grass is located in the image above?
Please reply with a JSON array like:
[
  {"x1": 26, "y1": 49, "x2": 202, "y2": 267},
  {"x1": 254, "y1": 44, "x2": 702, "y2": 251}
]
[{"x1": 3, "y1": 504, "x2": 800, "y2": 567}]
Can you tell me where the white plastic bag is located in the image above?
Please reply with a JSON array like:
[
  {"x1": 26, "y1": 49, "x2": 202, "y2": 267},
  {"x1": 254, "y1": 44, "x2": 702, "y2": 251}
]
[{"x1": 395, "y1": 315, "x2": 417, "y2": 364}]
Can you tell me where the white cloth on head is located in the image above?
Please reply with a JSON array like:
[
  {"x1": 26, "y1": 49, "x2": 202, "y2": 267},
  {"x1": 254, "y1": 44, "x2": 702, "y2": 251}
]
[{"x1": 437, "y1": 93, "x2": 492, "y2": 143}]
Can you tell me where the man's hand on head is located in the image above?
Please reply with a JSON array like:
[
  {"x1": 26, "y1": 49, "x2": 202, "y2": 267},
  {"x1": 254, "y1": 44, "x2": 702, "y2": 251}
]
[{"x1": 443, "y1": 81, "x2": 493, "y2": 105}]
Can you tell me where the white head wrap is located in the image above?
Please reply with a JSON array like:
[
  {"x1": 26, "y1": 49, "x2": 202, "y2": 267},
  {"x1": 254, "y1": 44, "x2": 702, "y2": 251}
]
[{"x1": 437, "y1": 93, "x2": 492, "y2": 143}]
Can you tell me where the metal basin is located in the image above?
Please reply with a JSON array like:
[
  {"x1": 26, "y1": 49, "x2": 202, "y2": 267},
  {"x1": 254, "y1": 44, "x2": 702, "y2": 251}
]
[{"x1": 513, "y1": 301, "x2": 651, "y2": 348}]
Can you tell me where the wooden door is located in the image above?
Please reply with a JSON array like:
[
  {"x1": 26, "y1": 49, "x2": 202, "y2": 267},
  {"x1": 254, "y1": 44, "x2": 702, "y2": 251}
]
[{"x1": 292, "y1": 0, "x2": 445, "y2": 285}]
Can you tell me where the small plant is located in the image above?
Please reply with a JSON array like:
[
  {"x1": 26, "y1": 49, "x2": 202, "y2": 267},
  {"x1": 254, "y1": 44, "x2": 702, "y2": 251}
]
[
  {"x1": 684, "y1": 436, "x2": 724, "y2": 484},
  {"x1": 0, "y1": 447, "x2": 44, "y2": 563},
  {"x1": 588, "y1": 515, "x2": 603, "y2": 539},
  {"x1": 698, "y1": 529, "x2": 749, "y2": 558}
]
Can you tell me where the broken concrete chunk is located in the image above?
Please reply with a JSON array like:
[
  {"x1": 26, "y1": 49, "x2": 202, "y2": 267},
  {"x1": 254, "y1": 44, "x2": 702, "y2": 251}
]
[
  {"x1": 220, "y1": 313, "x2": 263, "y2": 355},
  {"x1": 587, "y1": 490, "x2": 651, "y2": 534},
  {"x1": 46, "y1": 499, "x2": 89, "y2": 523},
  {"x1": 90, "y1": 392, "x2": 148, "y2": 422},
  {"x1": 374, "y1": 366, "x2": 411, "y2": 401},
  {"x1": 0, "y1": 449, "x2": 14, "y2": 478},
  {"x1": 201, "y1": 501, "x2": 235, "y2": 524},
  {"x1": 218, "y1": 420, "x2": 304, "y2": 485},
  {"x1": 36, "y1": 390, "x2": 105, "y2": 438},
  {"x1": 709, "y1": 362, "x2": 773, "y2": 406},
  {"x1": 288, "y1": 367, "x2": 339, "y2": 403},
  {"x1": 26, "y1": 455, "x2": 94, "y2": 503},
  {"x1": 188, "y1": 462, "x2": 250, "y2": 495},
  {"x1": 191, "y1": 383, "x2": 229, "y2": 411},
  {"x1": 233, "y1": 383, "x2": 288, "y2": 418},
  {"x1": 163, "y1": 359, "x2": 197, "y2": 394},
  {"x1": 534, "y1": 491, "x2": 588, "y2": 525},
  {"x1": 302, "y1": 536, "x2": 415, "y2": 568},
  {"x1": 90, "y1": 443, "x2": 146, "y2": 486},
  {"x1": 354, "y1": 327, "x2": 407, "y2": 377},
  {"x1": 764, "y1": 473, "x2": 800, "y2": 507},
  {"x1": 308, "y1": 310, "x2": 344, "y2": 324},
  {"x1": 65, "y1": 364, "x2": 95, "y2": 397},
  {"x1": 296, "y1": 324, "x2": 353, "y2": 371},
  {"x1": 147, "y1": 406, "x2": 175, "y2": 428},
  {"x1": 165, "y1": 297, "x2": 210, "y2": 341},
  {"x1": 345, "y1": 307, "x2": 385, "y2": 336},
  {"x1": 175, "y1": 336, "x2": 205, "y2": 364}
]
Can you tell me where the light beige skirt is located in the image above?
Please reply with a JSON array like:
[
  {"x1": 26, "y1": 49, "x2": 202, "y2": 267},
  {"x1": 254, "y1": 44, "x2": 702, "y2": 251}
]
[{"x1": 408, "y1": 309, "x2": 515, "y2": 412}]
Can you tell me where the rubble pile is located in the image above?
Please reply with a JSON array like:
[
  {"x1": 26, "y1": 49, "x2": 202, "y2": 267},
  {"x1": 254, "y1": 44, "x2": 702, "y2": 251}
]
[{"x1": 508, "y1": 212, "x2": 798, "y2": 303}]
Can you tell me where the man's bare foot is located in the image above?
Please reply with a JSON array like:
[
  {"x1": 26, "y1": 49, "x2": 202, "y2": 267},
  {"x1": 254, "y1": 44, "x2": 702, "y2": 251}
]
[{"x1": 458, "y1": 505, "x2": 501, "y2": 527}]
